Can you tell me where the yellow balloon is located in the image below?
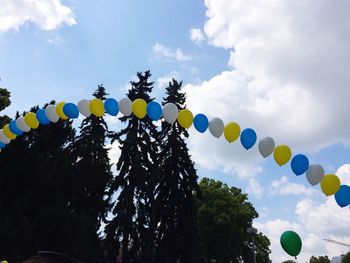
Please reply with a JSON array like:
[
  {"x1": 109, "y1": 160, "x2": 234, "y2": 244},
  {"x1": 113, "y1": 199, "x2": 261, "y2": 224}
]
[
  {"x1": 273, "y1": 145, "x2": 292, "y2": 166},
  {"x1": 321, "y1": 174, "x2": 341, "y2": 196},
  {"x1": 24, "y1": 112, "x2": 39, "y2": 129},
  {"x1": 224, "y1": 122, "x2": 241, "y2": 143},
  {"x1": 3, "y1": 124, "x2": 17, "y2": 140},
  {"x1": 177, "y1": 109, "x2": 193, "y2": 129},
  {"x1": 132, "y1": 99, "x2": 147, "y2": 119},
  {"x1": 2, "y1": 261, "x2": 8, "y2": 263},
  {"x1": 89, "y1": 99, "x2": 105, "y2": 117},
  {"x1": 56, "y1": 102, "x2": 69, "y2": 120}
]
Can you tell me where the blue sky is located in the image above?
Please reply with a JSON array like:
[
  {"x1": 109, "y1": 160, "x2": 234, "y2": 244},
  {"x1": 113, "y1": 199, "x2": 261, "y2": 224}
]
[{"x1": 1, "y1": 0, "x2": 350, "y2": 262}]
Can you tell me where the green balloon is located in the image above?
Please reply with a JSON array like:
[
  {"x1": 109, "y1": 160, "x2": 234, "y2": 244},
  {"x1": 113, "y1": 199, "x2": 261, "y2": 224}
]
[{"x1": 280, "y1": 230, "x2": 302, "y2": 257}]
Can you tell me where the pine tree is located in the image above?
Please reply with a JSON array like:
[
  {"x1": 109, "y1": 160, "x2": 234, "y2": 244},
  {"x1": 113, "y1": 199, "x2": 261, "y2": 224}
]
[
  {"x1": 104, "y1": 71, "x2": 159, "y2": 263},
  {"x1": 0, "y1": 87, "x2": 11, "y2": 126},
  {"x1": 154, "y1": 79, "x2": 199, "y2": 263},
  {"x1": 69, "y1": 84, "x2": 114, "y2": 261}
]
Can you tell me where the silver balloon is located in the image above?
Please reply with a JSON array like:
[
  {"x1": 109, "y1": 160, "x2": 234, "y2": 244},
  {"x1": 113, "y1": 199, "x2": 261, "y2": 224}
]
[
  {"x1": 209, "y1": 118, "x2": 224, "y2": 138},
  {"x1": 77, "y1": 99, "x2": 91, "y2": 117},
  {"x1": 306, "y1": 164, "x2": 325, "y2": 186},
  {"x1": 16, "y1": 117, "x2": 31, "y2": 132},
  {"x1": 163, "y1": 103, "x2": 178, "y2": 124},
  {"x1": 45, "y1": 105, "x2": 60, "y2": 123},
  {"x1": 258, "y1": 137, "x2": 275, "y2": 158},
  {"x1": 0, "y1": 130, "x2": 11, "y2": 144},
  {"x1": 119, "y1": 98, "x2": 132, "y2": 117}
]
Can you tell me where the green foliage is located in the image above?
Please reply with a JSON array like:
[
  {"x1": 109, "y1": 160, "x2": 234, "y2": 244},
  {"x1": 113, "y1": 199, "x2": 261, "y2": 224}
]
[
  {"x1": 196, "y1": 178, "x2": 271, "y2": 263},
  {"x1": 310, "y1": 255, "x2": 331, "y2": 263},
  {"x1": 0, "y1": 87, "x2": 11, "y2": 126},
  {"x1": 154, "y1": 79, "x2": 199, "y2": 262},
  {"x1": 342, "y1": 252, "x2": 350, "y2": 263},
  {"x1": 282, "y1": 260, "x2": 297, "y2": 263}
]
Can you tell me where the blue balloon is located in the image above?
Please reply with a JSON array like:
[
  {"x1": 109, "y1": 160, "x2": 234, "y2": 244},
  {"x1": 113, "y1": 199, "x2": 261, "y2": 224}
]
[
  {"x1": 335, "y1": 185, "x2": 350, "y2": 208},
  {"x1": 193, "y1": 114, "x2": 209, "y2": 133},
  {"x1": 105, "y1": 98, "x2": 119, "y2": 116},
  {"x1": 9, "y1": 120, "x2": 23, "y2": 136},
  {"x1": 0, "y1": 141, "x2": 6, "y2": 149},
  {"x1": 240, "y1": 128, "x2": 257, "y2": 150},
  {"x1": 147, "y1": 101, "x2": 162, "y2": 121},
  {"x1": 36, "y1": 109, "x2": 50, "y2": 125},
  {"x1": 291, "y1": 154, "x2": 309, "y2": 176},
  {"x1": 63, "y1": 103, "x2": 79, "y2": 119}
]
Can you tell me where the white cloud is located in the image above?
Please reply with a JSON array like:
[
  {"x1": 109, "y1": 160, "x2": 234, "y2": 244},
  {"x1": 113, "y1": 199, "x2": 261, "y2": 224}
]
[
  {"x1": 184, "y1": 0, "x2": 350, "y2": 177},
  {"x1": 190, "y1": 28, "x2": 205, "y2": 44},
  {"x1": 107, "y1": 142, "x2": 121, "y2": 171},
  {"x1": 0, "y1": 0, "x2": 76, "y2": 33},
  {"x1": 270, "y1": 176, "x2": 317, "y2": 197},
  {"x1": 152, "y1": 43, "x2": 192, "y2": 62},
  {"x1": 247, "y1": 178, "x2": 264, "y2": 198},
  {"x1": 156, "y1": 71, "x2": 180, "y2": 90}
]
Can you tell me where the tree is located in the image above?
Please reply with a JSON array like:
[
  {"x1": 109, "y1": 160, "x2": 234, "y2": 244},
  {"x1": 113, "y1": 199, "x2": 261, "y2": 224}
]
[
  {"x1": 196, "y1": 178, "x2": 271, "y2": 263},
  {"x1": 282, "y1": 261, "x2": 297, "y2": 263},
  {"x1": 154, "y1": 79, "x2": 199, "y2": 263},
  {"x1": 69, "y1": 85, "x2": 114, "y2": 261},
  {"x1": 310, "y1": 255, "x2": 331, "y2": 263},
  {"x1": 342, "y1": 252, "x2": 350, "y2": 263},
  {"x1": 104, "y1": 71, "x2": 160, "y2": 262},
  {"x1": 0, "y1": 87, "x2": 11, "y2": 126}
]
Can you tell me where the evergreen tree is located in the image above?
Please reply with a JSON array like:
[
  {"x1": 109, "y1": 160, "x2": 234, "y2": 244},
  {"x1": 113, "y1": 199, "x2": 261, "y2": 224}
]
[
  {"x1": 69, "y1": 85, "x2": 114, "y2": 261},
  {"x1": 0, "y1": 87, "x2": 11, "y2": 126},
  {"x1": 104, "y1": 71, "x2": 159, "y2": 263},
  {"x1": 154, "y1": 79, "x2": 199, "y2": 263}
]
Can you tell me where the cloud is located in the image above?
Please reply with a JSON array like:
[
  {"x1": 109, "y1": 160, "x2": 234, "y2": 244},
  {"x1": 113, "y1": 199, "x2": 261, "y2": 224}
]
[
  {"x1": 190, "y1": 28, "x2": 205, "y2": 44},
  {"x1": 156, "y1": 71, "x2": 180, "y2": 90},
  {"x1": 0, "y1": 0, "x2": 76, "y2": 33},
  {"x1": 183, "y1": 0, "x2": 350, "y2": 177},
  {"x1": 270, "y1": 176, "x2": 317, "y2": 197},
  {"x1": 152, "y1": 43, "x2": 192, "y2": 62},
  {"x1": 247, "y1": 178, "x2": 264, "y2": 198}
]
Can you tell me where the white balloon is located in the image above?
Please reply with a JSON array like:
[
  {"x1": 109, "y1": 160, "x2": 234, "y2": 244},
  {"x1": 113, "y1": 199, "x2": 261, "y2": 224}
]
[
  {"x1": 258, "y1": 137, "x2": 275, "y2": 158},
  {"x1": 0, "y1": 130, "x2": 11, "y2": 144},
  {"x1": 16, "y1": 117, "x2": 31, "y2": 132},
  {"x1": 119, "y1": 98, "x2": 132, "y2": 117},
  {"x1": 209, "y1": 118, "x2": 224, "y2": 138},
  {"x1": 306, "y1": 164, "x2": 325, "y2": 186},
  {"x1": 162, "y1": 103, "x2": 178, "y2": 124},
  {"x1": 78, "y1": 99, "x2": 91, "y2": 117},
  {"x1": 45, "y1": 105, "x2": 60, "y2": 123}
]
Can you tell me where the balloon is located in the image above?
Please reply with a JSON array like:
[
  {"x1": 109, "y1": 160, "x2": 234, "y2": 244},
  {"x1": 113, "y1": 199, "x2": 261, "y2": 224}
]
[
  {"x1": 0, "y1": 141, "x2": 5, "y2": 149},
  {"x1": 291, "y1": 154, "x2": 309, "y2": 176},
  {"x1": 24, "y1": 112, "x2": 39, "y2": 129},
  {"x1": 56, "y1": 102, "x2": 69, "y2": 120},
  {"x1": 240, "y1": 128, "x2": 257, "y2": 150},
  {"x1": 177, "y1": 109, "x2": 193, "y2": 129},
  {"x1": 9, "y1": 120, "x2": 23, "y2": 136},
  {"x1": 63, "y1": 103, "x2": 79, "y2": 119},
  {"x1": 209, "y1": 118, "x2": 224, "y2": 138},
  {"x1": 45, "y1": 105, "x2": 60, "y2": 123},
  {"x1": 321, "y1": 174, "x2": 341, "y2": 196},
  {"x1": 274, "y1": 145, "x2": 292, "y2": 166},
  {"x1": 163, "y1": 103, "x2": 178, "y2": 124},
  {"x1": 306, "y1": 164, "x2": 325, "y2": 186},
  {"x1": 119, "y1": 98, "x2": 132, "y2": 117},
  {"x1": 16, "y1": 117, "x2": 31, "y2": 132},
  {"x1": 335, "y1": 185, "x2": 350, "y2": 208},
  {"x1": 132, "y1": 98, "x2": 147, "y2": 119},
  {"x1": 193, "y1": 114, "x2": 209, "y2": 133},
  {"x1": 105, "y1": 98, "x2": 119, "y2": 116},
  {"x1": 36, "y1": 109, "x2": 50, "y2": 125},
  {"x1": 280, "y1": 231, "x2": 302, "y2": 257},
  {"x1": 258, "y1": 137, "x2": 275, "y2": 158},
  {"x1": 78, "y1": 99, "x2": 91, "y2": 117},
  {"x1": 147, "y1": 101, "x2": 162, "y2": 121},
  {"x1": 224, "y1": 122, "x2": 241, "y2": 143},
  {"x1": 3, "y1": 124, "x2": 16, "y2": 140},
  {"x1": 0, "y1": 130, "x2": 11, "y2": 144},
  {"x1": 90, "y1": 99, "x2": 105, "y2": 117}
]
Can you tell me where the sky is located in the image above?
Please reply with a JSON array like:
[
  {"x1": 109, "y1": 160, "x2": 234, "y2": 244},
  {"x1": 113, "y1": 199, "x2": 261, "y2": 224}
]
[{"x1": 1, "y1": 0, "x2": 350, "y2": 262}]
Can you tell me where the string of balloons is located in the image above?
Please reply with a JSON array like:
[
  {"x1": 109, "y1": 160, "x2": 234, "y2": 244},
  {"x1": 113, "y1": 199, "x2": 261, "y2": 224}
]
[{"x1": 0, "y1": 97, "x2": 349, "y2": 208}]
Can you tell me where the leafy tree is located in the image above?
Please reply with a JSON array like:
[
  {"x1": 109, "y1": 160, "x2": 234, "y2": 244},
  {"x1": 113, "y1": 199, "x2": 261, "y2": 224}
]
[
  {"x1": 196, "y1": 178, "x2": 271, "y2": 263},
  {"x1": 104, "y1": 71, "x2": 160, "y2": 262},
  {"x1": 342, "y1": 252, "x2": 350, "y2": 263},
  {"x1": 0, "y1": 87, "x2": 11, "y2": 126},
  {"x1": 310, "y1": 255, "x2": 331, "y2": 263},
  {"x1": 154, "y1": 79, "x2": 199, "y2": 263},
  {"x1": 282, "y1": 261, "x2": 297, "y2": 263}
]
